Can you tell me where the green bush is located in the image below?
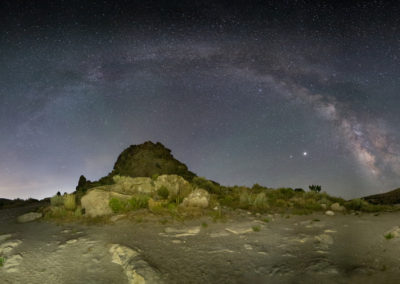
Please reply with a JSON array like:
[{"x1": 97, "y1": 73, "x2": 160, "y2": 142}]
[
  {"x1": 128, "y1": 195, "x2": 149, "y2": 210},
  {"x1": 64, "y1": 194, "x2": 76, "y2": 211},
  {"x1": 157, "y1": 186, "x2": 170, "y2": 200},
  {"x1": 309, "y1": 185, "x2": 322, "y2": 193},
  {"x1": 50, "y1": 194, "x2": 64, "y2": 206},
  {"x1": 253, "y1": 192, "x2": 268, "y2": 211},
  {"x1": 0, "y1": 257, "x2": 5, "y2": 267},
  {"x1": 277, "y1": 188, "x2": 295, "y2": 199},
  {"x1": 192, "y1": 177, "x2": 221, "y2": 194},
  {"x1": 109, "y1": 198, "x2": 126, "y2": 213},
  {"x1": 239, "y1": 191, "x2": 251, "y2": 208}
]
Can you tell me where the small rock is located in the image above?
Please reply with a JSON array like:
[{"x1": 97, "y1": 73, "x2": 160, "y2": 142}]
[
  {"x1": 0, "y1": 234, "x2": 12, "y2": 242},
  {"x1": 66, "y1": 239, "x2": 78, "y2": 244},
  {"x1": 315, "y1": 234, "x2": 334, "y2": 246},
  {"x1": 244, "y1": 244, "x2": 253, "y2": 250},
  {"x1": 225, "y1": 227, "x2": 253, "y2": 235},
  {"x1": 0, "y1": 240, "x2": 22, "y2": 255},
  {"x1": 325, "y1": 210, "x2": 335, "y2": 216},
  {"x1": 17, "y1": 212, "x2": 42, "y2": 223},
  {"x1": 330, "y1": 203, "x2": 345, "y2": 212},
  {"x1": 3, "y1": 253, "x2": 23, "y2": 273},
  {"x1": 384, "y1": 226, "x2": 400, "y2": 238},
  {"x1": 172, "y1": 240, "x2": 182, "y2": 244}
]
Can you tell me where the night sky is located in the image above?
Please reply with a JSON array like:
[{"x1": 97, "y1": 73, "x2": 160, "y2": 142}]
[{"x1": 1, "y1": 1, "x2": 399, "y2": 199}]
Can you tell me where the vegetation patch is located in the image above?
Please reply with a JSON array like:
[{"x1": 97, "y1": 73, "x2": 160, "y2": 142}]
[
  {"x1": 252, "y1": 225, "x2": 261, "y2": 232},
  {"x1": 385, "y1": 233, "x2": 395, "y2": 240},
  {"x1": 0, "y1": 257, "x2": 5, "y2": 267}
]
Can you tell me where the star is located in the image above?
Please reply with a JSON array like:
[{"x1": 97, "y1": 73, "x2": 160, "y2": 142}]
[{"x1": 303, "y1": 152, "x2": 308, "y2": 156}]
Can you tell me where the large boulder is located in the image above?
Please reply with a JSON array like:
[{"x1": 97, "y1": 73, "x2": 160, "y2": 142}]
[
  {"x1": 181, "y1": 189, "x2": 210, "y2": 208},
  {"x1": 17, "y1": 212, "x2": 42, "y2": 223},
  {"x1": 154, "y1": 174, "x2": 192, "y2": 199},
  {"x1": 81, "y1": 188, "x2": 132, "y2": 217},
  {"x1": 113, "y1": 176, "x2": 154, "y2": 195},
  {"x1": 330, "y1": 202, "x2": 345, "y2": 212}
]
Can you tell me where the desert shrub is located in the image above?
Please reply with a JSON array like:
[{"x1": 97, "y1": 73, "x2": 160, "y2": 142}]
[
  {"x1": 253, "y1": 192, "x2": 268, "y2": 211},
  {"x1": 157, "y1": 186, "x2": 170, "y2": 200},
  {"x1": 50, "y1": 194, "x2": 64, "y2": 207},
  {"x1": 239, "y1": 191, "x2": 251, "y2": 208},
  {"x1": 304, "y1": 198, "x2": 322, "y2": 211},
  {"x1": 309, "y1": 185, "x2": 322, "y2": 192},
  {"x1": 251, "y1": 183, "x2": 268, "y2": 193},
  {"x1": 0, "y1": 257, "x2": 5, "y2": 267},
  {"x1": 63, "y1": 194, "x2": 76, "y2": 211},
  {"x1": 74, "y1": 206, "x2": 83, "y2": 217},
  {"x1": 277, "y1": 188, "x2": 295, "y2": 199},
  {"x1": 48, "y1": 206, "x2": 68, "y2": 218},
  {"x1": 385, "y1": 233, "x2": 394, "y2": 240},
  {"x1": 128, "y1": 195, "x2": 149, "y2": 210},
  {"x1": 344, "y1": 198, "x2": 386, "y2": 212},
  {"x1": 192, "y1": 177, "x2": 221, "y2": 194},
  {"x1": 294, "y1": 188, "x2": 305, "y2": 193},
  {"x1": 252, "y1": 225, "x2": 261, "y2": 232},
  {"x1": 275, "y1": 199, "x2": 288, "y2": 207},
  {"x1": 148, "y1": 198, "x2": 164, "y2": 213},
  {"x1": 109, "y1": 198, "x2": 127, "y2": 213}
]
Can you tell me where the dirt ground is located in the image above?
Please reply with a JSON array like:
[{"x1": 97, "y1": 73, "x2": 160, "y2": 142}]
[{"x1": 1, "y1": 205, "x2": 400, "y2": 284}]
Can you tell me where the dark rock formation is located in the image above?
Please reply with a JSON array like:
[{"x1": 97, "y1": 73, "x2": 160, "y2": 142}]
[
  {"x1": 363, "y1": 188, "x2": 400, "y2": 204},
  {"x1": 76, "y1": 141, "x2": 196, "y2": 192}
]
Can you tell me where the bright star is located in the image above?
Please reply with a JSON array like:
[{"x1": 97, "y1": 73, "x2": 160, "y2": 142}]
[{"x1": 303, "y1": 152, "x2": 308, "y2": 156}]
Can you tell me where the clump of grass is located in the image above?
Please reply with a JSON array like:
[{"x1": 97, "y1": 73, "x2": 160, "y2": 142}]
[
  {"x1": 253, "y1": 192, "x2": 268, "y2": 211},
  {"x1": 201, "y1": 222, "x2": 208, "y2": 228},
  {"x1": 63, "y1": 194, "x2": 76, "y2": 211},
  {"x1": 157, "y1": 186, "x2": 170, "y2": 200},
  {"x1": 239, "y1": 191, "x2": 251, "y2": 209},
  {"x1": 74, "y1": 206, "x2": 83, "y2": 217},
  {"x1": 109, "y1": 198, "x2": 126, "y2": 213},
  {"x1": 252, "y1": 225, "x2": 261, "y2": 232},
  {"x1": 50, "y1": 194, "x2": 64, "y2": 206},
  {"x1": 128, "y1": 195, "x2": 150, "y2": 210},
  {"x1": 385, "y1": 233, "x2": 394, "y2": 240},
  {"x1": 313, "y1": 218, "x2": 320, "y2": 222},
  {"x1": 262, "y1": 218, "x2": 270, "y2": 223},
  {"x1": 0, "y1": 257, "x2": 5, "y2": 267}
]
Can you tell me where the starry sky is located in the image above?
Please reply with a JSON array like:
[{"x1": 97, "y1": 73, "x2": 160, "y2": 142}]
[{"x1": 1, "y1": 1, "x2": 400, "y2": 199}]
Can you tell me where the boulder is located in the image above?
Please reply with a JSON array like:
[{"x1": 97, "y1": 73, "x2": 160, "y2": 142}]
[
  {"x1": 108, "y1": 244, "x2": 161, "y2": 284},
  {"x1": 81, "y1": 189, "x2": 113, "y2": 217},
  {"x1": 181, "y1": 189, "x2": 210, "y2": 208},
  {"x1": 113, "y1": 175, "x2": 154, "y2": 195},
  {"x1": 154, "y1": 174, "x2": 192, "y2": 198},
  {"x1": 325, "y1": 210, "x2": 335, "y2": 216},
  {"x1": 384, "y1": 226, "x2": 400, "y2": 239},
  {"x1": 17, "y1": 212, "x2": 42, "y2": 223},
  {"x1": 330, "y1": 203, "x2": 345, "y2": 212}
]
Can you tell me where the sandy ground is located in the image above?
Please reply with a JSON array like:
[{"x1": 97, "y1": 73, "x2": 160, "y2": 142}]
[{"x1": 1, "y1": 206, "x2": 400, "y2": 284}]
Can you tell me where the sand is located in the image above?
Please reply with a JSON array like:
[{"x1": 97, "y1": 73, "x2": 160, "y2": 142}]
[{"x1": 1, "y1": 205, "x2": 400, "y2": 283}]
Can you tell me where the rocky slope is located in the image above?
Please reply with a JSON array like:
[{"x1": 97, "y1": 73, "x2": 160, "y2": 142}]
[
  {"x1": 76, "y1": 141, "x2": 196, "y2": 192},
  {"x1": 363, "y1": 188, "x2": 400, "y2": 205}
]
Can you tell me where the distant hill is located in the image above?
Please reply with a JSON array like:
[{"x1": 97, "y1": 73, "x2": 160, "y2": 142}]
[
  {"x1": 0, "y1": 198, "x2": 43, "y2": 210},
  {"x1": 76, "y1": 141, "x2": 197, "y2": 192},
  {"x1": 363, "y1": 188, "x2": 400, "y2": 205}
]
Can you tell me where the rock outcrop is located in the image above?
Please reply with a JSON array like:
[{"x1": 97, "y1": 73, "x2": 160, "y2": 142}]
[
  {"x1": 181, "y1": 189, "x2": 210, "y2": 208},
  {"x1": 76, "y1": 141, "x2": 196, "y2": 192},
  {"x1": 363, "y1": 188, "x2": 400, "y2": 205},
  {"x1": 17, "y1": 212, "x2": 42, "y2": 223},
  {"x1": 81, "y1": 174, "x2": 197, "y2": 216}
]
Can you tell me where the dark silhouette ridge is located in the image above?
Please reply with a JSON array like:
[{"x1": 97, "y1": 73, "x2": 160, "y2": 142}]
[{"x1": 76, "y1": 141, "x2": 196, "y2": 192}]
